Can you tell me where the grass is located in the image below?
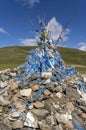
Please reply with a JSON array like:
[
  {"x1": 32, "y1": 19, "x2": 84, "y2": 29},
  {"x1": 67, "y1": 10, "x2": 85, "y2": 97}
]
[{"x1": 0, "y1": 46, "x2": 86, "y2": 74}]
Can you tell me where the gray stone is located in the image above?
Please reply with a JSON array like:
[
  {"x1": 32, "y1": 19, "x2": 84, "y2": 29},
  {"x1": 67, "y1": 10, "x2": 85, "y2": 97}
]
[
  {"x1": 40, "y1": 125, "x2": 52, "y2": 130},
  {"x1": 0, "y1": 123, "x2": 11, "y2": 130},
  {"x1": 30, "y1": 109, "x2": 49, "y2": 120},
  {"x1": 65, "y1": 87, "x2": 80, "y2": 100},
  {"x1": 0, "y1": 74, "x2": 7, "y2": 81},
  {"x1": 52, "y1": 125, "x2": 63, "y2": 130},
  {"x1": 12, "y1": 120, "x2": 23, "y2": 129},
  {"x1": 79, "y1": 106, "x2": 86, "y2": 113},
  {"x1": 46, "y1": 115, "x2": 57, "y2": 126},
  {"x1": 72, "y1": 112, "x2": 84, "y2": 126}
]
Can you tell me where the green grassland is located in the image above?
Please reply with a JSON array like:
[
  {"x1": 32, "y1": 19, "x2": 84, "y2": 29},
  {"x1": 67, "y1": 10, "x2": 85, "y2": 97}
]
[{"x1": 0, "y1": 46, "x2": 86, "y2": 74}]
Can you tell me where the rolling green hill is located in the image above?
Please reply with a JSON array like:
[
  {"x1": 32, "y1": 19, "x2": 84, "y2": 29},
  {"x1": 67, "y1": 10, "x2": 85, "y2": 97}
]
[{"x1": 0, "y1": 46, "x2": 86, "y2": 73}]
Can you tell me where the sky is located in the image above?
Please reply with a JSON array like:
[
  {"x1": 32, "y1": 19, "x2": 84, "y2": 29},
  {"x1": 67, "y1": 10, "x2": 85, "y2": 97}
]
[{"x1": 0, "y1": 0, "x2": 86, "y2": 51}]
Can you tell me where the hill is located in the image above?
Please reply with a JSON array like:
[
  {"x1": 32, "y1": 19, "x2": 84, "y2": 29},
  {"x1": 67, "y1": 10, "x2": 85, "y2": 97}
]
[{"x1": 0, "y1": 46, "x2": 86, "y2": 73}]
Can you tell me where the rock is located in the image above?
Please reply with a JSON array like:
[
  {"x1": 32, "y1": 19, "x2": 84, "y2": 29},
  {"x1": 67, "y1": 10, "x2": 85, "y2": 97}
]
[
  {"x1": 0, "y1": 73, "x2": 7, "y2": 81},
  {"x1": 40, "y1": 125, "x2": 52, "y2": 130},
  {"x1": 21, "y1": 128, "x2": 35, "y2": 130},
  {"x1": 14, "y1": 101, "x2": 25, "y2": 112},
  {"x1": 30, "y1": 109, "x2": 49, "y2": 120},
  {"x1": 32, "y1": 85, "x2": 39, "y2": 91},
  {"x1": 56, "y1": 92, "x2": 62, "y2": 99},
  {"x1": 44, "y1": 100, "x2": 53, "y2": 113},
  {"x1": 11, "y1": 111, "x2": 21, "y2": 118},
  {"x1": 12, "y1": 120, "x2": 23, "y2": 129},
  {"x1": 45, "y1": 79, "x2": 51, "y2": 84},
  {"x1": 20, "y1": 88, "x2": 32, "y2": 97},
  {"x1": 10, "y1": 72, "x2": 16, "y2": 77},
  {"x1": 12, "y1": 95, "x2": 19, "y2": 102},
  {"x1": 1, "y1": 69, "x2": 10, "y2": 73},
  {"x1": 41, "y1": 72, "x2": 52, "y2": 79},
  {"x1": 66, "y1": 102, "x2": 74, "y2": 112},
  {"x1": 10, "y1": 80, "x2": 18, "y2": 90},
  {"x1": 0, "y1": 106, "x2": 3, "y2": 112},
  {"x1": 79, "y1": 113, "x2": 86, "y2": 119},
  {"x1": 53, "y1": 103, "x2": 59, "y2": 110},
  {"x1": 0, "y1": 123, "x2": 11, "y2": 130},
  {"x1": 29, "y1": 104, "x2": 34, "y2": 109},
  {"x1": 43, "y1": 89, "x2": 51, "y2": 96},
  {"x1": 33, "y1": 101, "x2": 44, "y2": 108},
  {"x1": 52, "y1": 125, "x2": 63, "y2": 130},
  {"x1": 46, "y1": 115, "x2": 56, "y2": 126},
  {"x1": 0, "y1": 96, "x2": 10, "y2": 106},
  {"x1": 72, "y1": 112, "x2": 84, "y2": 126},
  {"x1": 24, "y1": 112, "x2": 38, "y2": 128},
  {"x1": 55, "y1": 112, "x2": 72, "y2": 124},
  {"x1": 0, "y1": 81, "x2": 8, "y2": 88},
  {"x1": 3, "y1": 117, "x2": 12, "y2": 129},
  {"x1": 54, "y1": 86, "x2": 63, "y2": 92},
  {"x1": 65, "y1": 121, "x2": 74, "y2": 129},
  {"x1": 65, "y1": 87, "x2": 80, "y2": 100},
  {"x1": 79, "y1": 106, "x2": 86, "y2": 113},
  {"x1": 81, "y1": 74, "x2": 86, "y2": 82}
]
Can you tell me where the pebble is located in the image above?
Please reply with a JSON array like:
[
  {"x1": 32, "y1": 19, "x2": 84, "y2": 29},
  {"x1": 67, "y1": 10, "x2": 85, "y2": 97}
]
[
  {"x1": 10, "y1": 80, "x2": 18, "y2": 90},
  {"x1": 20, "y1": 88, "x2": 32, "y2": 97},
  {"x1": 11, "y1": 111, "x2": 21, "y2": 118},
  {"x1": 12, "y1": 120, "x2": 23, "y2": 129},
  {"x1": 33, "y1": 101, "x2": 44, "y2": 108},
  {"x1": 56, "y1": 92, "x2": 62, "y2": 99},
  {"x1": 24, "y1": 112, "x2": 38, "y2": 128},
  {"x1": 66, "y1": 102, "x2": 74, "y2": 112},
  {"x1": 41, "y1": 72, "x2": 52, "y2": 79}
]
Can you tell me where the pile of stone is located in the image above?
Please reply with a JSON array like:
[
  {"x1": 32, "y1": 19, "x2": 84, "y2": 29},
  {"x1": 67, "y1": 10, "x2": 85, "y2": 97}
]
[
  {"x1": 0, "y1": 69, "x2": 86, "y2": 130},
  {"x1": 0, "y1": 20, "x2": 86, "y2": 130}
]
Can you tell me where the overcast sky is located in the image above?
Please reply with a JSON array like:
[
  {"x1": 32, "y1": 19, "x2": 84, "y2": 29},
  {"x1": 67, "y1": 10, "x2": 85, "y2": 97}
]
[{"x1": 0, "y1": 0, "x2": 86, "y2": 51}]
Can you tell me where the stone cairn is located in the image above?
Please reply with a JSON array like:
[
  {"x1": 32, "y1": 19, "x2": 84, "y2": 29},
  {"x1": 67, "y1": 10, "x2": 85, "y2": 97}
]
[{"x1": 0, "y1": 20, "x2": 86, "y2": 130}]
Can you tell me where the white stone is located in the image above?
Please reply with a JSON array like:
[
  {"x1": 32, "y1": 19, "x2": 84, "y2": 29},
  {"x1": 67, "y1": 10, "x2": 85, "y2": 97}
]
[
  {"x1": 83, "y1": 77, "x2": 86, "y2": 82},
  {"x1": 41, "y1": 72, "x2": 52, "y2": 79},
  {"x1": 81, "y1": 74, "x2": 86, "y2": 82},
  {"x1": 11, "y1": 111, "x2": 21, "y2": 118},
  {"x1": 45, "y1": 79, "x2": 51, "y2": 84},
  {"x1": 77, "y1": 89, "x2": 86, "y2": 101},
  {"x1": 24, "y1": 112, "x2": 38, "y2": 128},
  {"x1": 10, "y1": 72, "x2": 16, "y2": 77},
  {"x1": 56, "y1": 112, "x2": 72, "y2": 124},
  {"x1": 20, "y1": 88, "x2": 32, "y2": 97},
  {"x1": 0, "y1": 81, "x2": 8, "y2": 88},
  {"x1": 0, "y1": 96, "x2": 10, "y2": 106},
  {"x1": 56, "y1": 92, "x2": 62, "y2": 99}
]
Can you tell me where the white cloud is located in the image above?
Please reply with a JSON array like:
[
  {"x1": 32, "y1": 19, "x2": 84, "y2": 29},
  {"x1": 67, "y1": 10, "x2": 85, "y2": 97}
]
[
  {"x1": 20, "y1": 17, "x2": 70, "y2": 46},
  {"x1": 78, "y1": 42, "x2": 86, "y2": 51},
  {"x1": 47, "y1": 17, "x2": 70, "y2": 42},
  {"x1": 16, "y1": 0, "x2": 40, "y2": 7},
  {"x1": 20, "y1": 38, "x2": 37, "y2": 46},
  {"x1": 0, "y1": 27, "x2": 7, "y2": 34}
]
